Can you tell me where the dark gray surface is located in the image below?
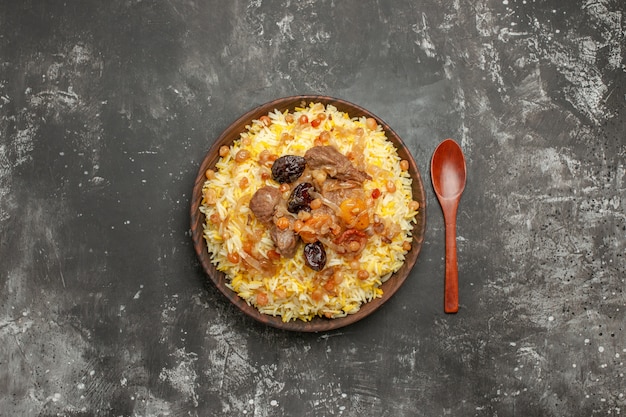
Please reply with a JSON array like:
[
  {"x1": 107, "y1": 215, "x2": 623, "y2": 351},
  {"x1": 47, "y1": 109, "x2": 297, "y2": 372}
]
[{"x1": 1, "y1": 1, "x2": 624, "y2": 416}]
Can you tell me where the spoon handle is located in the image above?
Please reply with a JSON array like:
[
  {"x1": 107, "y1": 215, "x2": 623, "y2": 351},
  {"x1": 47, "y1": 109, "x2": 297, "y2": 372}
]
[{"x1": 444, "y1": 211, "x2": 459, "y2": 313}]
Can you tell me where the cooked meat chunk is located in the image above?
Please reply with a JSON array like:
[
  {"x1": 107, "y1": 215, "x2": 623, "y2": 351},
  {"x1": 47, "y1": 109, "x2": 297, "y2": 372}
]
[
  {"x1": 304, "y1": 146, "x2": 371, "y2": 183},
  {"x1": 270, "y1": 226, "x2": 299, "y2": 258},
  {"x1": 249, "y1": 186, "x2": 282, "y2": 225}
]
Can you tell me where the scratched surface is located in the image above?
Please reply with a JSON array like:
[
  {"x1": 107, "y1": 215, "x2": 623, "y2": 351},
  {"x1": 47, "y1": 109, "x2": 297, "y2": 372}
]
[{"x1": 1, "y1": 0, "x2": 625, "y2": 416}]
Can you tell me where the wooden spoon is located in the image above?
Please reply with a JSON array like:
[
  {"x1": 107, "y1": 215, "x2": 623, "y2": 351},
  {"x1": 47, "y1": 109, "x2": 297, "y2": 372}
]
[{"x1": 431, "y1": 139, "x2": 467, "y2": 313}]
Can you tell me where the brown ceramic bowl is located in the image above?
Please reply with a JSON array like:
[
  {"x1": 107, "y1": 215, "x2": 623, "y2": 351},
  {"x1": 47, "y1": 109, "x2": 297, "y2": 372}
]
[{"x1": 190, "y1": 95, "x2": 426, "y2": 332}]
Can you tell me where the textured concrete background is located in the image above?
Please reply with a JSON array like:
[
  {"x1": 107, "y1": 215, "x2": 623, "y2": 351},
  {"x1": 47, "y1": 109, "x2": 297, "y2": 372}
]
[{"x1": 0, "y1": 0, "x2": 624, "y2": 416}]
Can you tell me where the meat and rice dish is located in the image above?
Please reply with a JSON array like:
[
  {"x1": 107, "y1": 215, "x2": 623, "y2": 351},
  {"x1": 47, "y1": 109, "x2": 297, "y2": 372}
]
[{"x1": 200, "y1": 102, "x2": 420, "y2": 322}]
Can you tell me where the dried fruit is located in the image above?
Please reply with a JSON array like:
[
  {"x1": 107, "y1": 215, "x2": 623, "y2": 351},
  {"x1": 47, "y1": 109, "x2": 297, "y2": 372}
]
[
  {"x1": 287, "y1": 182, "x2": 315, "y2": 213},
  {"x1": 271, "y1": 155, "x2": 306, "y2": 183},
  {"x1": 338, "y1": 198, "x2": 369, "y2": 229},
  {"x1": 304, "y1": 241, "x2": 326, "y2": 271}
]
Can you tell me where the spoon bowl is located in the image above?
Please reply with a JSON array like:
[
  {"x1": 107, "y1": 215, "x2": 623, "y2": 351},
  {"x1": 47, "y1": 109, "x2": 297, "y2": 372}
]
[
  {"x1": 431, "y1": 139, "x2": 466, "y2": 313},
  {"x1": 431, "y1": 139, "x2": 467, "y2": 199}
]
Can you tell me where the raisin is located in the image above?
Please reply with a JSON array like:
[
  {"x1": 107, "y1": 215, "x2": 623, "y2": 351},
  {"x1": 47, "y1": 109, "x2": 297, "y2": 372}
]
[
  {"x1": 287, "y1": 182, "x2": 314, "y2": 213},
  {"x1": 271, "y1": 155, "x2": 306, "y2": 183},
  {"x1": 304, "y1": 241, "x2": 326, "y2": 271}
]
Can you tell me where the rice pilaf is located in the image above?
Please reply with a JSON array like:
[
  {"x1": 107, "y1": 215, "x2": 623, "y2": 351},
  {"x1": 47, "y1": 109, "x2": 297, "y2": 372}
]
[{"x1": 200, "y1": 102, "x2": 419, "y2": 322}]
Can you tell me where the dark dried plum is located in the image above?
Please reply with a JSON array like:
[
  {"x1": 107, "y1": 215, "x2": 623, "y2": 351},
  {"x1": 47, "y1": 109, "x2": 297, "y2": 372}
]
[
  {"x1": 271, "y1": 155, "x2": 306, "y2": 183},
  {"x1": 287, "y1": 182, "x2": 314, "y2": 213},
  {"x1": 304, "y1": 241, "x2": 326, "y2": 271}
]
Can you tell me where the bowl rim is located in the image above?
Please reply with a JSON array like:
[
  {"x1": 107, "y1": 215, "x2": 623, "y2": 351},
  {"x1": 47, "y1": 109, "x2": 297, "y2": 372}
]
[{"x1": 190, "y1": 95, "x2": 426, "y2": 332}]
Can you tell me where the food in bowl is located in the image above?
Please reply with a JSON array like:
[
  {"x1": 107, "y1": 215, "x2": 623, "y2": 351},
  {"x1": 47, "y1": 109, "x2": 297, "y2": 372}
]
[{"x1": 199, "y1": 101, "x2": 420, "y2": 322}]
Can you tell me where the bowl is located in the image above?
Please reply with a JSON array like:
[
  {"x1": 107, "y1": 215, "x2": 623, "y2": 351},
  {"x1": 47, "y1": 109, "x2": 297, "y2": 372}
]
[{"x1": 190, "y1": 95, "x2": 426, "y2": 332}]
